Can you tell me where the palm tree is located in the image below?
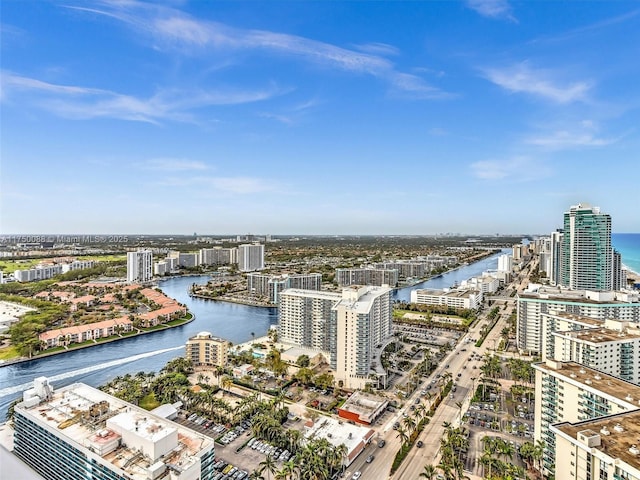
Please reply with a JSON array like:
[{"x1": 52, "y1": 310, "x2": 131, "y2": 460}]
[
  {"x1": 258, "y1": 455, "x2": 278, "y2": 480},
  {"x1": 395, "y1": 425, "x2": 409, "y2": 446},
  {"x1": 220, "y1": 375, "x2": 233, "y2": 394},
  {"x1": 419, "y1": 464, "x2": 438, "y2": 479}
]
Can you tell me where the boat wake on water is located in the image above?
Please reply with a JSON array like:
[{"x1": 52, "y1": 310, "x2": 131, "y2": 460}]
[{"x1": 0, "y1": 345, "x2": 183, "y2": 398}]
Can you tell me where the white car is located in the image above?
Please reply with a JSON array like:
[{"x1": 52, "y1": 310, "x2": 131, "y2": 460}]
[{"x1": 352, "y1": 472, "x2": 362, "y2": 480}]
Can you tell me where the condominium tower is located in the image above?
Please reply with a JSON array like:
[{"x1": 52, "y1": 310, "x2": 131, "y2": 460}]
[
  {"x1": 238, "y1": 244, "x2": 264, "y2": 272},
  {"x1": 126, "y1": 249, "x2": 153, "y2": 283},
  {"x1": 560, "y1": 203, "x2": 612, "y2": 291},
  {"x1": 278, "y1": 289, "x2": 341, "y2": 351},
  {"x1": 330, "y1": 286, "x2": 392, "y2": 390}
]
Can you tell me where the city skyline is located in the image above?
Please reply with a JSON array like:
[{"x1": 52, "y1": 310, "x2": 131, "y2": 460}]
[{"x1": 2, "y1": 1, "x2": 640, "y2": 235}]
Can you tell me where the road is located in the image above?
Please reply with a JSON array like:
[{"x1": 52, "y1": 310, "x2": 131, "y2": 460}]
[{"x1": 383, "y1": 302, "x2": 514, "y2": 480}]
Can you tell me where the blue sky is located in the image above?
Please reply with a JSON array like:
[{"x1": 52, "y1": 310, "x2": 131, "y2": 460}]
[{"x1": 1, "y1": 1, "x2": 639, "y2": 235}]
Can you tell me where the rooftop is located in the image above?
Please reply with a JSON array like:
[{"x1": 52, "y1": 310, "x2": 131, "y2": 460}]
[
  {"x1": 339, "y1": 391, "x2": 388, "y2": 423},
  {"x1": 554, "y1": 410, "x2": 640, "y2": 471},
  {"x1": 544, "y1": 311, "x2": 604, "y2": 327},
  {"x1": 553, "y1": 327, "x2": 640, "y2": 344},
  {"x1": 16, "y1": 382, "x2": 213, "y2": 480},
  {"x1": 304, "y1": 417, "x2": 374, "y2": 462},
  {"x1": 535, "y1": 361, "x2": 640, "y2": 407}
]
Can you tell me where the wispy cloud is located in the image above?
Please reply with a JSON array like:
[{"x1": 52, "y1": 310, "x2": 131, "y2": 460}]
[
  {"x1": 428, "y1": 127, "x2": 448, "y2": 136},
  {"x1": 1, "y1": 71, "x2": 282, "y2": 123},
  {"x1": 67, "y1": 0, "x2": 449, "y2": 100},
  {"x1": 156, "y1": 175, "x2": 280, "y2": 195},
  {"x1": 141, "y1": 158, "x2": 209, "y2": 171},
  {"x1": 470, "y1": 156, "x2": 550, "y2": 181},
  {"x1": 466, "y1": 0, "x2": 516, "y2": 22},
  {"x1": 482, "y1": 62, "x2": 591, "y2": 103},
  {"x1": 526, "y1": 130, "x2": 616, "y2": 150}
]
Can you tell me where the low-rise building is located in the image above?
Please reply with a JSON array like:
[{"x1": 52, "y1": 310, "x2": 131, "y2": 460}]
[
  {"x1": 185, "y1": 332, "x2": 229, "y2": 368},
  {"x1": 410, "y1": 287, "x2": 483, "y2": 310},
  {"x1": 337, "y1": 391, "x2": 388, "y2": 425},
  {"x1": 303, "y1": 417, "x2": 375, "y2": 466},
  {"x1": 39, "y1": 317, "x2": 133, "y2": 348}
]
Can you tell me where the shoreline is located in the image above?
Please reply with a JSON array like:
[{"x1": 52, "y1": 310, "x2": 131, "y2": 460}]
[{"x1": 0, "y1": 312, "x2": 195, "y2": 368}]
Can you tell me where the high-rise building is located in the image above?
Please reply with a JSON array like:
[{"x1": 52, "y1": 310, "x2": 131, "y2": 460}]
[
  {"x1": 613, "y1": 249, "x2": 624, "y2": 291},
  {"x1": 549, "y1": 230, "x2": 564, "y2": 286},
  {"x1": 13, "y1": 378, "x2": 216, "y2": 480},
  {"x1": 561, "y1": 203, "x2": 612, "y2": 291},
  {"x1": 552, "y1": 410, "x2": 640, "y2": 480},
  {"x1": 238, "y1": 244, "x2": 264, "y2": 272},
  {"x1": 330, "y1": 286, "x2": 392, "y2": 390},
  {"x1": 497, "y1": 254, "x2": 513, "y2": 273},
  {"x1": 516, "y1": 287, "x2": 640, "y2": 354},
  {"x1": 278, "y1": 289, "x2": 341, "y2": 351},
  {"x1": 126, "y1": 249, "x2": 153, "y2": 283},
  {"x1": 185, "y1": 331, "x2": 229, "y2": 367},
  {"x1": 533, "y1": 360, "x2": 640, "y2": 475}
]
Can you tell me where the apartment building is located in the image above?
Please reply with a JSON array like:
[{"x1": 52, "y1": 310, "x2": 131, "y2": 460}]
[
  {"x1": 126, "y1": 250, "x2": 153, "y2": 283},
  {"x1": 278, "y1": 289, "x2": 340, "y2": 351},
  {"x1": 411, "y1": 287, "x2": 483, "y2": 310},
  {"x1": 335, "y1": 268, "x2": 399, "y2": 287},
  {"x1": 247, "y1": 272, "x2": 322, "y2": 304},
  {"x1": 199, "y1": 247, "x2": 237, "y2": 266},
  {"x1": 516, "y1": 286, "x2": 640, "y2": 355},
  {"x1": 238, "y1": 244, "x2": 264, "y2": 272},
  {"x1": 13, "y1": 378, "x2": 216, "y2": 480},
  {"x1": 560, "y1": 203, "x2": 612, "y2": 291},
  {"x1": 330, "y1": 286, "x2": 392, "y2": 390},
  {"x1": 185, "y1": 331, "x2": 229, "y2": 367},
  {"x1": 552, "y1": 410, "x2": 640, "y2": 480},
  {"x1": 551, "y1": 319, "x2": 640, "y2": 384},
  {"x1": 533, "y1": 360, "x2": 640, "y2": 475}
]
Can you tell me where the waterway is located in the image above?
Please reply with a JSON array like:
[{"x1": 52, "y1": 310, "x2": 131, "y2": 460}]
[{"x1": 0, "y1": 249, "x2": 507, "y2": 419}]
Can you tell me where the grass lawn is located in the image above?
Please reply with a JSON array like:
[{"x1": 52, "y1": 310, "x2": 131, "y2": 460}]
[
  {"x1": 139, "y1": 392, "x2": 161, "y2": 410},
  {"x1": 0, "y1": 254, "x2": 126, "y2": 274},
  {"x1": 0, "y1": 345, "x2": 20, "y2": 361}
]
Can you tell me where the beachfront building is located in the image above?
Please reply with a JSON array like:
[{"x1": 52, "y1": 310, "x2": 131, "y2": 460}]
[
  {"x1": 238, "y1": 244, "x2": 264, "y2": 272},
  {"x1": 126, "y1": 250, "x2": 153, "y2": 283},
  {"x1": 185, "y1": 331, "x2": 229, "y2": 368},
  {"x1": 552, "y1": 410, "x2": 640, "y2": 480},
  {"x1": 533, "y1": 360, "x2": 640, "y2": 475},
  {"x1": 330, "y1": 285, "x2": 393, "y2": 390},
  {"x1": 247, "y1": 272, "x2": 322, "y2": 304},
  {"x1": 516, "y1": 286, "x2": 640, "y2": 355},
  {"x1": 335, "y1": 268, "x2": 399, "y2": 287},
  {"x1": 410, "y1": 287, "x2": 483, "y2": 310},
  {"x1": 549, "y1": 230, "x2": 564, "y2": 286},
  {"x1": 560, "y1": 203, "x2": 613, "y2": 291},
  {"x1": 278, "y1": 289, "x2": 340, "y2": 351},
  {"x1": 550, "y1": 319, "x2": 640, "y2": 384},
  {"x1": 13, "y1": 378, "x2": 216, "y2": 480}
]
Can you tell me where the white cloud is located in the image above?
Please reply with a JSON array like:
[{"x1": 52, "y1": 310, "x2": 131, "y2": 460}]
[
  {"x1": 483, "y1": 62, "x2": 591, "y2": 103},
  {"x1": 1, "y1": 71, "x2": 282, "y2": 123},
  {"x1": 466, "y1": 0, "x2": 516, "y2": 22},
  {"x1": 526, "y1": 130, "x2": 615, "y2": 150},
  {"x1": 470, "y1": 156, "x2": 550, "y2": 181},
  {"x1": 142, "y1": 158, "x2": 209, "y2": 171},
  {"x1": 156, "y1": 175, "x2": 278, "y2": 195},
  {"x1": 352, "y1": 42, "x2": 400, "y2": 57}
]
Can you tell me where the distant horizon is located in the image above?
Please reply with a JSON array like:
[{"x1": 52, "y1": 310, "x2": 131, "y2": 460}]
[{"x1": 1, "y1": 232, "x2": 638, "y2": 238}]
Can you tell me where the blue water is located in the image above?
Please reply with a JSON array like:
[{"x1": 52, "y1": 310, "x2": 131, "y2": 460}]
[{"x1": 613, "y1": 233, "x2": 640, "y2": 275}]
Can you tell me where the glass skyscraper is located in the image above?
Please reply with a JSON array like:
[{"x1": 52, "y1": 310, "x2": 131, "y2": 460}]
[{"x1": 560, "y1": 203, "x2": 612, "y2": 291}]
